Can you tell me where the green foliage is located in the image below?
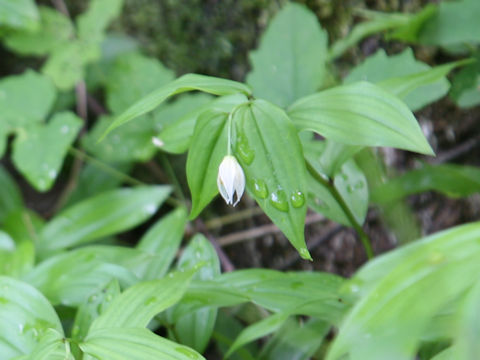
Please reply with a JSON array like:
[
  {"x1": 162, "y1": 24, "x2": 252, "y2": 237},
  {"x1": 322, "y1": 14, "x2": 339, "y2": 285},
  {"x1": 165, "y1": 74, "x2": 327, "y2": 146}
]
[{"x1": 0, "y1": 0, "x2": 39, "y2": 31}]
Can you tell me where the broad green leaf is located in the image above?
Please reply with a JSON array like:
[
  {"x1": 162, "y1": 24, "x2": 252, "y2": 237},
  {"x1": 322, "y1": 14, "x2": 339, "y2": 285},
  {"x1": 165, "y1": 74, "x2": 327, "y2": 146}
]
[
  {"x1": 89, "y1": 269, "x2": 196, "y2": 330},
  {"x1": 24, "y1": 245, "x2": 153, "y2": 305},
  {"x1": 345, "y1": 49, "x2": 450, "y2": 111},
  {"x1": 187, "y1": 110, "x2": 228, "y2": 218},
  {"x1": 431, "y1": 347, "x2": 455, "y2": 360},
  {"x1": 450, "y1": 56, "x2": 480, "y2": 109},
  {"x1": 260, "y1": 318, "x2": 329, "y2": 360},
  {"x1": 101, "y1": 73, "x2": 252, "y2": 139},
  {"x1": 43, "y1": 42, "x2": 96, "y2": 90},
  {"x1": 77, "y1": 0, "x2": 124, "y2": 46},
  {"x1": 2, "y1": 209, "x2": 44, "y2": 245},
  {"x1": 328, "y1": 222, "x2": 480, "y2": 360},
  {"x1": 0, "y1": 70, "x2": 56, "y2": 128},
  {"x1": 419, "y1": 0, "x2": 480, "y2": 46},
  {"x1": 37, "y1": 186, "x2": 171, "y2": 255},
  {"x1": 317, "y1": 140, "x2": 363, "y2": 178},
  {"x1": 0, "y1": 166, "x2": 23, "y2": 222},
  {"x1": 72, "y1": 280, "x2": 120, "y2": 342},
  {"x1": 246, "y1": 3, "x2": 328, "y2": 108},
  {"x1": 0, "y1": 276, "x2": 63, "y2": 358},
  {"x1": 4, "y1": 6, "x2": 74, "y2": 55},
  {"x1": 372, "y1": 164, "x2": 480, "y2": 204},
  {"x1": 12, "y1": 112, "x2": 82, "y2": 192},
  {"x1": 158, "y1": 93, "x2": 246, "y2": 154},
  {"x1": 0, "y1": 0, "x2": 39, "y2": 30},
  {"x1": 288, "y1": 81, "x2": 434, "y2": 155},
  {"x1": 14, "y1": 328, "x2": 74, "y2": 360},
  {"x1": 81, "y1": 327, "x2": 205, "y2": 360},
  {"x1": 181, "y1": 269, "x2": 347, "y2": 324},
  {"x1": 138, "y1": 207, "x2": 188, "y2": 280},
  {"x1": 226, "y1": 312, "x2": 289, "y2": 358},
  {"x1": 234, "y1": 100, "x2": 309, "y2": 258},
  {"x1": 173, "y1": 235, "x2": 220, "y2": 353},
  {"x1": 0, "y1": 233, "x2": 34, "y2": 277}
]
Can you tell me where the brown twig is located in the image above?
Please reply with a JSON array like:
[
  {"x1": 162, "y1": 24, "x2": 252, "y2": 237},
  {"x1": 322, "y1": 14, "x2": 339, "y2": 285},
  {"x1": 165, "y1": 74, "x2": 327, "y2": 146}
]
[
  {"x1": 205, "y1": 206, "x2": 264, "y2": 230},
  {"x1": 430, "y1": 133, "x2": 480, "y2": 165},
  {"x1": 217, "y1": 212, "x2": 325, "y2": 247}
]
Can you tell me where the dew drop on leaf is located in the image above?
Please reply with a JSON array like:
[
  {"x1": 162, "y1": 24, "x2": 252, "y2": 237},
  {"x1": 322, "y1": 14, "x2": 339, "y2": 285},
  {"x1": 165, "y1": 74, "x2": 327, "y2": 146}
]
[
  {"x1": 290, "y1": 191, "x2": 305, "y2": 208},
  {"x1": 250, "y1": 178, "x2": 268, "y2": 199},
  {"x1": 269, "y1": 189, "x2": 289, "y2": 212}
]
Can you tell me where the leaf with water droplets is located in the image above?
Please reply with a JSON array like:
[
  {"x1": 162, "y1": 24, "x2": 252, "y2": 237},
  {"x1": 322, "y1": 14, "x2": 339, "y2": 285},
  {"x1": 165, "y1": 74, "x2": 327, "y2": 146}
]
[
  {"x1": 234, "y1": 100, "x2": 310, "y2": 259},
  {"x1": 12, "y1": 111, "x2": 82, "y2": 192}
]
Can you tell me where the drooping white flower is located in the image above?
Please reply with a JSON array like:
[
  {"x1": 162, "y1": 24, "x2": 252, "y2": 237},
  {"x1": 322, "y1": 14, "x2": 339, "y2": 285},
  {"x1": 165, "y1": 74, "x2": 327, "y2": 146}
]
[{"x1": 217, "y1": 155, "x2": 245, "y2": 206}]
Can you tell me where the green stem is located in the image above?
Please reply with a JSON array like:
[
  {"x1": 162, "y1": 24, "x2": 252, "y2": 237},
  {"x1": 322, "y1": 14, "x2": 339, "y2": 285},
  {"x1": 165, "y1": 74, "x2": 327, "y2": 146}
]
[
  {"x1": 159, "y1": 153, "x2": 187, "y2": 204},
  {"x1": 306, "y1": 159, "x2": 374, "y2": 259}
]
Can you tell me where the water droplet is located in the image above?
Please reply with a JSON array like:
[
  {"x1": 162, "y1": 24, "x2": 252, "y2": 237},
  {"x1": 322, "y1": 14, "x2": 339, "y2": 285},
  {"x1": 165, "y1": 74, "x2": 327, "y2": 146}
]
[
  {"x1": 88, "y1": 295, "x2": 98, "y2": 303},
  {"x1": 354, "y1": 181, "x2": 364, "y2": 189},
  {"x1": 340, "y1": 172, "x2": 348, "y2": 181},
  {"x1": 269, "y1": 189, "x2": 289, "y2": 212},
  {"x1": 152, "y1": 137, "x2": 164, "y2": 147},
  {"x1": 106, "y1": 294, "x2": 113, "y2": 302},
  {"x1": 250, "y1": 179, "x2": 268, "y2": 199},
  {"x1": 429, "y1": 251, "x2": 445, "y2": 264},
  {"x1": 235, "y1": 135, "x2": 254, "y2": 165},
  {"x1": 145, "y1": 297, "x2": 157, "y2": 305},
  {"x1": 290, "y1": 191, "x2": 305, "y2": 208},
  {"x1": 143, "y1": 204, "x2": 157, "y2": 215},
  {"x1": 60, "y1": 125, "x2": 69, "y2": 134},
  {"x1": 346, "y1": 185, "x2": 354, "y2": 193},
  {"x1": 48, "y1": 169, "x2": 57, "y2": 179}
]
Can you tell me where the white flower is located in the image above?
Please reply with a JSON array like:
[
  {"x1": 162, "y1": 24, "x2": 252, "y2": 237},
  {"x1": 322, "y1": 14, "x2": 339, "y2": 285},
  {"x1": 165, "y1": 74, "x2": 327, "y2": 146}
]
[{"x1": 217, "y1": 155, "x2": 245, "y2": 206}]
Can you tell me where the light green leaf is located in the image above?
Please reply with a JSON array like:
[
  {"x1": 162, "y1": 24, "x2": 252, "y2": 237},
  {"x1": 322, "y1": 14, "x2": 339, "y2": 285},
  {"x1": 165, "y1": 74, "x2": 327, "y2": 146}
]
[
  {"x1": 234, "y1": 100, "x2": 309, "y2": 258},
  {"x1": 0, "y1": 234, "x2": 34, "y2": 277},
  {"x1": 419, "y1": 0, "x2": 480, "y2": 46},
  {"x1": 328, "y1": 222, "x2": 480, "y2": 360},
  {"x1": 24, "y1": 245, "x2": 153, "y2": 305},
  {"x1": 187, "y1": 110, "x2": 228, "y2": 218},
  {"x1": 158, "y1": 93, "x2": 246, "y2": 154},
  {"x1": 138, "y1": 207, "x2": 188, "y2": 280},
  {"x1": 77, "y1": 0, "x2": 124, "y2": 45},
  {"x1": 246, "y1": 3, "x2": 328, "y2": 108},
  {"x1": 173, "y1": 235, "x2": 220, "y2": 353},
  {"x1": 0, "y1": 0, "x2": 39, "y2": 30},
  {"x1": 260, "y1": 318, "x2": 329, "y2": 360},
  {"x1": 89, "y1": 269, "x2": 196, "y2": 330},
  {"x1": 81, "y1": 327, "x2": 205, "y2": 360},
  {"x1": 372, "y1": 164, "x2": 480, "y2": 204},
  {"x1": 0, "y1": 276, "x2": 63, "y2": 358},
  {"x1": 16, "y1": 328, "x2": 73, "y2": 360},
  {"x1": 0, "y1": 166, "x2": 23, "y2": 223},
  {"x1": 345, "y1": 49, "x2": 451, "y2": 111},
  {"x1": 11, "y1": 112, "x2": 82, "y2": 192},
  {"x1": 4, "y1": 6, "x2": 74, "y2": 55},
  {"x1": 37, "y1": 186, "x2": 171, "y2": 255},
  {"x1": 288, "y1": 81, "x2": 434, "y2": 155},
  {"x1": 0, "y1": 70, "x2": 56, "y2": 128},
  {"x1": 101, "y1": 73, "x2": 251, "y2": 139}
]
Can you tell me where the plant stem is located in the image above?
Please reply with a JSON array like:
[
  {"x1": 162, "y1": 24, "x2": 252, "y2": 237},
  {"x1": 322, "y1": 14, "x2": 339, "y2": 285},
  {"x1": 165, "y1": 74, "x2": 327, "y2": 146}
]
[
  {"x1": 305, "y1": 159, "x2": 374, "y2": 259},
  {"x1": 159, "y1": 154, "x2": 187, "y2": 204}
]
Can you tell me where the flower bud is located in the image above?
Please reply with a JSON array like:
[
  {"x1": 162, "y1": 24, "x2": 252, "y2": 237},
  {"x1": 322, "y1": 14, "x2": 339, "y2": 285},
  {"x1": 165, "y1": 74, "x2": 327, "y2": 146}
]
[{"x1": 217, "y1": 155, "x2": 245, "y2": 206}]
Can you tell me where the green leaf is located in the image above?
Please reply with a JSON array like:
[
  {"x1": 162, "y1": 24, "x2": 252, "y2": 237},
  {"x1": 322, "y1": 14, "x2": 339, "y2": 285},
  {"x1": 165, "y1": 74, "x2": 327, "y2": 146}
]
[
  {"x1": 345, "y1": 49, "x2": 451, "y2": 111},
  {"x1": 0, "y1": 232, "x2": 34, "y2": 277},
  {"x1": 246, "y1": 3, "x2": 328, "y2": 108},
  {"x1": 260, "y1": 317, "x2": 329, "y2": 360},
  {"x1": 0, "y1": 276, "x2": 63, "y2": 358},
  {"x1": 234, "y1": 100, "x2": 309, "y2": 258},
  {"x1": 173, "y1": 235, "x2": 220, "y2": 353},
  {"x1": 37, "y1": 186, "x2": 171, "y2": 255},
  {"x1": 372, "y1": 164, "x2": 480, "y2": 204},
  {"x1": 158, "y1": 93, "x2": 246, "y2": 154},
  {"x1": 24, "y1": 246, "x2": 151, "y2": 305},
  {"x1": 288, "y1": 81, "x2": 434, "y2": 155},
  {"x1": 0, "y1": 70, "x2": 56, "y2": 128},
  {"x1": 450, "y1": 55, "x2": 480, "y2": 109},
  {"x1": 72, "y1": 280, "x2": 120, "y2": 342},
  {"x1": 101, "y1": 73, "x2": 251, "y2": 139},
  {"x1": 327, "y1": 222, "x2": 480, "y2": 360},
  {"x1": 77, "y1": 0, "x2": 124, "y2": 46},
  {"x1": 0, "y1": 0, "x2": 39, "y2": 30},
  {"x1": 89, "y1": 269, "x2": 196, "y2": 330},
  {"x1": 11, "y1": 111, "x2": 82, "y2": 192},
  {"x1": 419, "y1": 0, "x2": 480, "y2": 46},
  {"x1": 4, "y1": 6, "x2": 74, "y2": 55},
  {"x1": 15, "y1": 328, "x2": 74, "y2": 360},
  {"x1": 0, "y1": 166, "x2": 23, "y2": 223},
  {"x1": 187, "y1": 110, "x2": 228, "y2": 218},
  {"x1": 81, "y1": 327, "x2": 205, "y2": 360},
  {"x1": 138, "y1": 207, "x2": 188, "y2": 280}
]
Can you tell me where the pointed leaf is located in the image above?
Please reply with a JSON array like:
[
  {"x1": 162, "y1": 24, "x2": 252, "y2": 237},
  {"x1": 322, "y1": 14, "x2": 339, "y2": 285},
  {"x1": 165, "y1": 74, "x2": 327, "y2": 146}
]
[
  {"x1": 289, "y1": 81, "x2": 434, "y2": 155},
  {"x1": 234, "y1": 100, "x2": 309, "y2": 259}
]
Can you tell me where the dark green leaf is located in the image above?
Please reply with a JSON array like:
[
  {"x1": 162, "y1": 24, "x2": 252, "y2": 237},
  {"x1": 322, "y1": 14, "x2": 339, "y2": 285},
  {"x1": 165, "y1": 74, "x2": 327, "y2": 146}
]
[
  {"x1": 247, "y1": 3, "x2": 328, "y2": 107},
  {"x1": 0, "y1": 166, "x2": 23, "y2": 222},
  {"x1": 288, "y1": 81, "x2": 434, "y2": 155},
  {"x1": 37, "y1": 186, "x2": 171, "y2": 255},
  {"x1": 234, "y1": 100, "x2": 309, "y2": 259},
  {"x1": 187, "y1": 110, "x2": 228, "y2": 218}
]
